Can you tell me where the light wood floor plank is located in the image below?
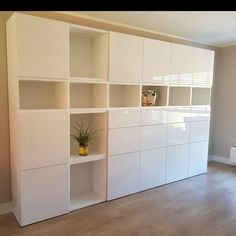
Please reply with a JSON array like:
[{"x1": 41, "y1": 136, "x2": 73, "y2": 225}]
[{"x1": 1, "y1": 162, "x2": 236, "y2": 236}]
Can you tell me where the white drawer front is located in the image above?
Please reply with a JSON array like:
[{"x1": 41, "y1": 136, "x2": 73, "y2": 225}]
[
  {"x1": 141, "y1": 124, "x2": 167, "y2": 150},
  {"x1": 191, "y1": 106, "x2": 211, "y2": 122},
  {"x1": 109, "y1": 127, "x2": 140, "y2": 155},
  {"x1": 141, "y1": 108, "x2": 168, "y2": 126},
  {"x1": 108, "y1": 152, "x2": 140, "y2": 200},
  {"x1": 168, "y1": 107, "x2": 191, "y2": 123},
  {"x1": 109, "y1": 108, "x2": 140, "y2": 128},
  {"x1": 190, "y1": 120, "x2": 210, "y2": 142},
  {"x1": 167, "y1": 122, "x2": 190, "y2": 146}
]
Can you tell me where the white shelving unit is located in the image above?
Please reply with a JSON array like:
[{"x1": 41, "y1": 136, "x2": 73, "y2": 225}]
[
  {"x1": 70, "y1": 160, "x2": 106, "y2": 211},
  {"x1": 7, "y1": 13, "x2": 215, "y2": 226},
  {"x1": 70, "y1": 153, "x2": 105, "y2": 165},
  {"x1": 69, "y1": 25, "x2": 108, "y2": 80},
  {"x1": 191, "y1": 87, "x2": 211, "y2": 105},
  {"x1": 142, "y1": 85, "x2": 168, "y2": 106},
  {"x1": 168, "y1": 86, "x2": 191, "y2": 106},
  {"x1": 70, "y1": 113, "x2": 107, "y2": 157},
  {"x1": 70, "y1": 82, "x2": 108, "y2": 109},
  {"x1": 109, "y1": 84, "x2": 141, "y2": 107},
  {"x1": 19, "y1": 80, "x2": 68, "y2": 109}
]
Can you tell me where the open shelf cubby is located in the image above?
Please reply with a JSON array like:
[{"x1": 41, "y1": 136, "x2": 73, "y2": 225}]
[
  {"x1": 191, "y1": 88, "x2": 211, "y2": 105},
  {"x1": 70, "y1": 113, "x2": 107, "y2": 159},
  {"x1": 109, "y1": 84, "x2": 141, "y2": 107},
  {"x1": 69, "y1": 25, "x2": 108, "y2": 80},
  {"x1": 70, "y1": 82, "x2": 108, "y2": 109},
  {"x1": 19, "y1": 80, "x2": 67, "y2": 109},
  {"x1": 142, "y1": 85, "x2": 168, "y2": 106},
  {"x1": 70, "y1": 160, "x2": 106, "y2": 211},
  {"x1": 168, "y1": 87, "x2": 191, "y2": 106}
]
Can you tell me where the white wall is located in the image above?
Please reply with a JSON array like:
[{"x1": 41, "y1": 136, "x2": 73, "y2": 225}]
[{"x1": 212, "y1": 45, "x2": 236, "y2": 158}]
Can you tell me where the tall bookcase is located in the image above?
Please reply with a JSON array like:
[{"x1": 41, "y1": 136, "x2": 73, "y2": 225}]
[{"x1": 7, "y1": 13, "x2": 214, "y2": 226}]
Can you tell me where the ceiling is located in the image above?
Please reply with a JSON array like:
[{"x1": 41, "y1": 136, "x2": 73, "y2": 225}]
[{"x1": 70, "y1": 11, "x2": 236, "y2": 47}]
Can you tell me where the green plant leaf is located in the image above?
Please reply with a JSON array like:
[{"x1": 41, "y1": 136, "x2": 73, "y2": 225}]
[{"x1": 70, "y1": 120, "x2": 100, "y2": 146}]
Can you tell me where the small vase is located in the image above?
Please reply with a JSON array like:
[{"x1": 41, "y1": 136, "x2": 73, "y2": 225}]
[{"x1": 79, "y1": 145, "x2": 88, "y2": 156}]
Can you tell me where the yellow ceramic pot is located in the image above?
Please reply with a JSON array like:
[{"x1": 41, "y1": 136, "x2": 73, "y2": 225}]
[{"x1": 79, "y1": 145, "x2": 88, "y2": 156}]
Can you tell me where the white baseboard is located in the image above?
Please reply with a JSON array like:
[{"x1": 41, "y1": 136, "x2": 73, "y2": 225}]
[
  {"x1": 208, "y1": 155, "x2": 213, "y2": 161},
  {"x1": 211, "y1": 155, "x2": 236, "y2": 166},
  {"x1": 0, "y1": 202, "x2": 12, "y2": 215}
]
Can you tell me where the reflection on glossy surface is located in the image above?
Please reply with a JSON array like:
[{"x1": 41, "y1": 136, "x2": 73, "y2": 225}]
[
  {"x1": 167, "y1": 122, "x2": 190, "y2": 146},
  {"x1": 109, "y1": 109, "x2": 140, "y2": 128},
  {"x1": 141, "y1": 124, "x2": 167, "y2": 150},
  {"x1": 141, "y1": 108, "x2": 168, "y2": 125},
  {"x1": 109, "y1": 127, "x2": 140, "y2": 155},
  {"x1": 168, "y1": 107, "x2": 191, "y2": 123},
  {"x1": 190, "y1": 121, "x2": 210, "y2": 142},
  {"x1": 191, "y1": 106, "x2": 210, "y2": 121}
]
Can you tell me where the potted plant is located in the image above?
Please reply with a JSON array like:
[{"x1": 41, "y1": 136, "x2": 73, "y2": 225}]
[{"x1": 71, "y1": 122, "x2": 98, "y2": 156}]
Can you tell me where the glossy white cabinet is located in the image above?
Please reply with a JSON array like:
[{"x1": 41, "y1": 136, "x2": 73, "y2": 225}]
[
  {"x1": 193, "y1": 48, "x2": 214, "y2": 87},
  {"x1": 19, "y1": 112, "x2": 69, "y2": 170},
  {"x1": 170, "y1": 44, "x2": 195, "y2": 85},
  {"x1": 108, "y1": 127, "x2": 140, "y2": 155},
  {"x1": 107, "y1": 152, "x2": 140, "y2": 200},
  {"x1": 141, "y1": 107, "x2": 168, "y2": 126},
  {"x1": 140, "y1": 148, "x2": 166, "y2": 191},
  {"x1": 168, "y1": 107, "x2": 192, "y2": 123},
  {"x1": 109, "y1": 32, "x2": 143, "y2": 83},
  {"x1": 143, "y1": 38, "x2": 171, "y2": 84},
  {"x1": 6, "y1": 12, "x2": 214, "y2": 226},
  {"x1": 141, "y1": 124, "x2": 167, "y2": 150},
  {"x1": 191, "y1": 106, "x2": 210, "y2": 122},
  {"x1": 188, "y1": 141, "x2": 208, "y2": 177},
  {"x1": 109, "y1": 108, "x2": 140, "y2": 128},
  {"x1": 21, "y1": 164, "x2": 69, "y2": 226},
  {"x1": 167, "y1": 122, "x2": 190, "y2": 146},
  {"x1": 190, "y1": 120, "x2": 210, "y2": 142},
  {"x1": 166, "y1": 144, "x2": 189, "y2": 183},
  {"x1": 12, "y1": 13, "x2": 69, "y2": 79}
]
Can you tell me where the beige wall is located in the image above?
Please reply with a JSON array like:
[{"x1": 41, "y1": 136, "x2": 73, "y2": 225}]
[
  {"x1": 0, "y1": 12, "x2": 11, "y2": 203},
  {"x1": 0, "y1": 11, "x2": 217, "y2": 204},
  {"x1": 212, "y1": 45, "x2": 236, "y2": 157}
]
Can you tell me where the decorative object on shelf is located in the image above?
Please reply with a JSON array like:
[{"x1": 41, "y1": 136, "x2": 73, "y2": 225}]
[
  {"x1": 71, "y1": 122, "x2": 98, "y2": 156},
  {"x1": 142, "y1": 89, "x2": 157, "y2": 106}
]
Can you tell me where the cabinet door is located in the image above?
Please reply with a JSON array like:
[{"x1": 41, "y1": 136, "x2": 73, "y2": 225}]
[
  {"x1": 140, "y1": 148, "x2": 166, "y2": 191},
  {"x1": 107, "y1": 152, "x2": 140, "y2": 200},
  {"x1": 21, "y1": 164, "x2": 69, "y2": 226},
  {"x1": 167, "y1": 122, "x2": 190, "y2": 146},
  {"x1": 109, "y1": 32, "x2": 143, "y2": 83},
  {"x1": 141, "y1": 107, "x2": 168, "y2": 126},
  {"x1": 143, "y1": 38, "x2": 171, "y2": 84},
  {"x1": 193, "y1": 48, "x2": 214, "y2": 87},
  {"x1": 188, "y1": 141, "x2": 208, "y2": 177},
  {"x1": 15, "y1": 13, "x2": 68, "y2": 79},
  {"x1": 109, "y1": 108, "x2": 140, "y2": 128},
  {"x1": 19, "y1": 111, "x2": 68, "y2": 170},
  {"x1": 190, "y1": 120, "x2": 210, "y2": 142},
  {"x1": 166, "y1": 144, "x2": 189, "y2": 183},
  {"x1": 141, "y1": 124, "x2": 167, "y2": 150},
  {"x1": 170, "y1": 44, "x2": 194, "y2": 85},
  {"x1": 108, "y1": 127, "x2": 140, "y2": 155}
]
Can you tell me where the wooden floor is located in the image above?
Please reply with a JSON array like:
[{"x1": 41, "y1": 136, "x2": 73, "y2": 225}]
[{"x1": 1, "y1": 162, "x2": 236, "y2": 236}]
